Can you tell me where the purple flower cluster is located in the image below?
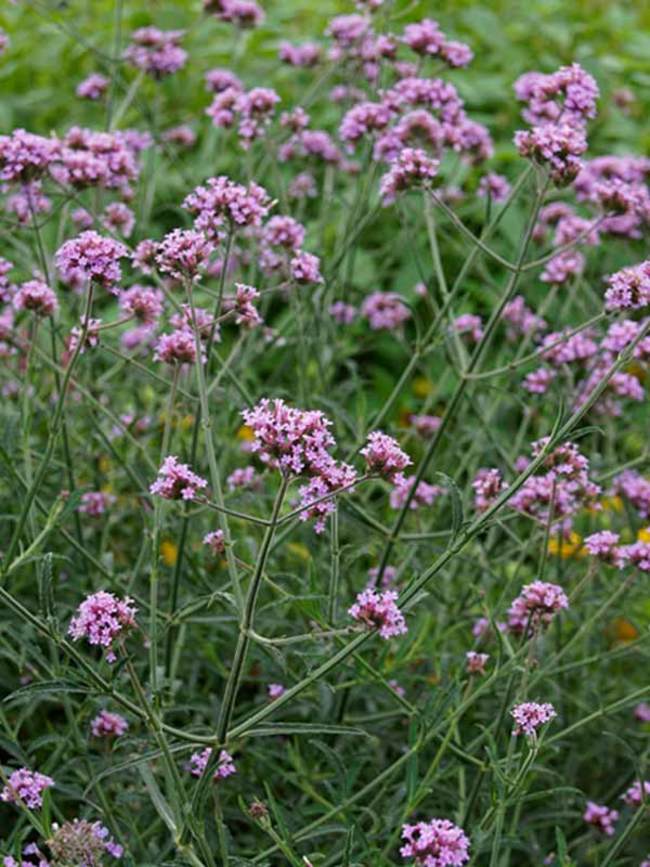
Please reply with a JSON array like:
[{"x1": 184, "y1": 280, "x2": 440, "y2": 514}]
[
  {"x1": 514, "y1": 123, "x2": 587, "y2": 186},
  {"x1": 91, "y1": 710, "x2": 129, "y2": 738},
  {"x1": 361, "y1": 291, "x2": 410, "y2": 330},
  {"x1": 507, "y1": 580, "x2": 569, "y2": 635},
  {"x1": 150, "y1": 456, "x2": 208, "y2": 501},
  {"x1": 120, "y1": 284, "x2": 164, "y2": 325},
  {"x1": 389, "y1": 474, "x2": 442, "y2": 510},
  {"x1": 400, "y1": 817, "x2": 470, "y2": 866},
  {"x1": 55, "y1": 231, "x2": 129, "y2": 292},
  {"x1": 1, "y1": 768, "x2": 54, "y2": 810},
  {"x1": 472, "y1": 468, "x2": 505, "y2": 512},
  {"x1": 604, "y1": 260, "x2": 650, "y2": 312},
  {"x1": 13, "y1": 280, "x2": 58, "y2": 317},
  {"x1": 183, "y1": 175, "x2": 271, "y2": 238},
  {"x1": 187, "y1": 748, "x2": 236, "y2": 780},
  {"x1": 47, "y1": 818, "x2": 123, "y2": 863},
  {"x1": 124, "y1": 27, "x2": 187, "y2": 78},
  {"x1": 78, "y1": 491, "x2": 116, "y2": 517},
  {"x1": 155, "y1": 228, "x2": 213, "y2": 281},
  {"x1": 76, "y1": 73, "x2": 110, "y2": 100},
  {"x1": 379, "y1": 147, "x2": 439, "y2": 204},
  {"x1": 583, "y1": 801, "x2": 618, "y2": 836},
  {"x1": 361, "y1": 431, "x2": 412, "y2": 483},
  {"x1": 68, "y1": 591, "x2": 137, "y2": 658},
  {"x1": 349, "y1": 588, "x2": 407, "y2": 639},
  {"x1": 203, "y1": 529, "x2": 226, "y2": 555},
  {"x1": 0, "y1": 129, "x2": 58, "y2": 183},
  {"x1": 511, "y1": 701, "x2": 557, "y2": 736}
]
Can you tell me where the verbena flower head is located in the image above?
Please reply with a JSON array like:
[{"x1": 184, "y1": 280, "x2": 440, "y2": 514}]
[
  {"x1": 290, "y1": 250, "x2": 323, "y2": 284},
  {"x1": 102, "y1": 202, "x2": 135, "y2": 238},
  {"x1": 206, "y1": 0, "x2": 265, "y2": 28},
  {"x1": 124, "y1": 27, "x2": 187, "y2": 78},
  {"x1": 478, "y1": 172, "x2": 511, "y2": 202},
  {"x1": 514, "y1": 63, "x2": 599, "y2": 126},
  {"x1": 76, "y1": 73, "x2": 110, "y2": 100},
  {"x1": 227, "y1": 465, "x2": 259, "y2": 490},
  {"x1": 634, "y1": 702, "x2": 650, "y2": 723},
  {"x1": 79, "y1": 491, "x2": 116, "y2": 517},
  {"x1": 361, "y1": 291, "x2": 410, "y2": 330},
  {"x1": 56, "y1": 231, "x2": 128, "y2": 292},
  {"x1": 233, "y1": 282, "x2": 262, "y2": 327},
  {"x1": 604, "y1": 260, "x2": 650, "y2": 312},
  {"x1": 621, "y1": 779, "x2": 650, "y2": 807},
  {"x1": 279, "y1": 40, "x2": 321, "y2": 67},
  {"x1": 68, "y1": 591, "x2": 137, "y2": 658},
  {"x1": 155, "y1": 228, "x2": 213, "y2": 281},
  {"x1": 583, "y1": 531, "x2": 625, "y2": 567},
  {"x1": 380, "y1": 147, "x2": 439, "y2": 204},
  {"x1": 514, "y1": 124, "x2": 587, "y2": 186},
  {"x1": 466, "y1": 651, "x2": 489, "y2": 675},
  {"x1": 183, "y1": 175, "x2": 271, "y2": 238},
  {"x1": 150, "y1": 456, "x2": 207, "y2": 500},
  {"x1": 0, "y1": 129, "x2": 59, "y2": 183},
  {"x1": 349, "y1": 588, "x2": 407, "y2": 639},
  {"x1": 400, "y1": 817, "x2": 470, "y2": 866},
  {"x1": 13, "y1": 280, "x2": 58, "y2": 317},
  {"x1": 361, "y1": 431, "x2": 412, "y2": 482},
  {"x1": 47, "y1": 818, "x2": 123, "y2": 863},
  {"x1": 268, "y1": 683, "x2": 286, "y2": 700},
  {"x1": 153, "y1": 329, "x2": 198, "y2": 365},
  {"x1": 91, "y1": 710, "x2": 129, "y2": 738},
  {"x1": 330, "y1": 301, "x2": 357, "y2": 324},
  {"x1": 203, "y1": 529, "x2": 226, "y2": 555},
  {"x1": 583, "y1": 801, "x2": 618, "y2": 836},
  {"x1": 472, "y1": 468, "x2": 505, "y2": 512},
  {"x1": 389, "y1": 474, "x2": 442, "y2": 510},
  {"x1": 508, "y1": 581, "x2": 569, "y2": 634},
  {"x1": 511, "y1": 701, "x2": 557, "y2": 736},
  {"x1": 120, "y1": 284, "x2": 164, "y2": 325},
  {"x1": 1, "y1": 768, "x2": 54, "y2": 810},
  {"x1": 188, "y1": 748, "x2": 236, "y2": 780}
]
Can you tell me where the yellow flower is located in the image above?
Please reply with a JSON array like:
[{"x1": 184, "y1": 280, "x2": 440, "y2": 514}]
[
  {"x1": 600, "y1": 495, "x2": 624, "y2": 514},
  {"x1": 638, "y1": 527, "x2": 650, "y2": 543},
  {"x1": 237, "y1": 425, "x2": 255, "y2": 442},
  {"x1": 160, "y1": 540, "x2": 178, "y2": 567},
  {"x1": 98, "y1": 456, "x2": 112, "y2": 474},
  {"x1": 547, "y1": 531, "x2": 585, "y2": 558},
  {"x1": 412, "y1": 376, "x2": 433, "y2": 398}
]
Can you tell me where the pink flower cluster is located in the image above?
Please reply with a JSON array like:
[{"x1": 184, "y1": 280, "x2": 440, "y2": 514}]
[
  {"x1": 389, "y1": 474, "x2": 442, "y2": 510},
  {"x1": 203, "y1": 529, "x2": 226, "y2": 555},
  {"x1": 188, "y1": 748, "x2": 236, "y2": 780},
  {"x1": 466, "y1": 651, "x2": 489, "y2": 675},
  {"x1": 79, "y1": 491, "x2": 116, "y2": 517},
  {"x1": 155, "y1": 228, "x2": 213, "y2": 281},
  {"x1": 150, "y1": 456, "x2": 208, "y2": 501},
  {"x1": 472, "y1": 468, "x2": 505, "y2": 512},
  {"x1": 361, "y1": 291, "x2": 410, "y2": 330},
  {"x1": 514, "y1": 123, "x2": 587, "y2": 186},
  {"x1": 349, "y1": 588, "x2": 407, "y2": 640},
  {"x1": 124, "y1": 27, "x2": 187, "y2": 78},
  {"x1": 507, "y1": 581, "x2": 569, "y2": 635},
  {"x1": 511, "y1": 701, "x2": 557, "y2": 736},
  {"x1": 13, "y1": 280, "x2": 58, "y2": 317},
  {"x1": 1, "y1": 768, "x2": 54, "y2": 810},
  {"x1": 183, "y1": 175, "x2": 271, "y2": 238},
  {"x1": 583, "y1": 801, "x2": 618, "y2": 836},
  {"x1": 621, "y1": 779, "x2": 650, "y2": 807},
  {"x1": 400, "y1": 817, "x2": 470, "y2": 866},
  {"x1": 206, "y1": 0, "x2": 264, "y2": 29},
  {"x1": 91, "y1": 710, "x2": 129, "y2": 738},
  {"x1": 55, "y1": 231, "x2": 128, "y2": 292},
  {"x1": 380, "y1": 147, "x2": 439, "y2": 204},
  {"x1": 76, "y1": 73, "x2": 109, "y2": 100},
  {"x1": 68, "y1": 591, "x2": 137, "y2": 658},
  {"x1": 0, "y1": 129, "x2": 59, "y2": 183},
  {"x1": 604, "y1": 260, "x2": 650, "y2": 312}
]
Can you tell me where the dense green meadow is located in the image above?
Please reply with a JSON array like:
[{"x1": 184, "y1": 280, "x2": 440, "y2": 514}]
[{"x1": 0, "y1": 1, "x2": 649, "y2": 865}]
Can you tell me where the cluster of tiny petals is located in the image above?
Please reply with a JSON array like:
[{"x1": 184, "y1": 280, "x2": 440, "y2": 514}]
[
  {"x1": 508, "y1": 581, "x2": 569, "y2": 634},
  {"x1": 13, "y1": 280, "x2": 58, "y2": 317},
  {"x1": 583, "y1": 801, "x2": 619, "y2": 836},
  {"x1": 604, "y1": 260, "x2": 650, "y2": 312},
  {"x1": 206, "y1": 0, "x2": 265, "y2": 28},
  {"x1": 268, "y1": 682, "x2": 286, "y2": 700},
  {"x1": 290, "y1": 250, "x2": 323, "y2": 284},
  {"x1": 55, "y1": 231, "x2": 128, "y2": 291},
  {"x1": 79, "y1": 491, "x2": 116, "y2": 516},
  {"x1": 621, "y1": 779, "x2": 650, "y2": 807},
  {"x1": 203, "y1": 529, "x2": 226, "y2": 555},
  {"x1": 183, "y1": 175, "x2": 271, "y2": 237},
  {"x1": 361, "y1": 291, "x2": 410, "y2": 330},
  {"x1": 389, "y1": 474, "x2": 442, "y2": 510},
  {"x1": 0, "y1": 129, "x2": 59, "y2": 183},
  {"x1": 90, "y1": 709, "x2": 129, "y2": 738},
  {"x1": 514, "y1": 63, "x2": 599, "y2": 125},
  {"x1": 349, "y1": 588, "x2": 407, "y2": 640},
  {"x1": 511, "y1": 701, "x2": 557, "y2": 736},
  {"x1": 76, "y1": 73, "x2": 110, "y2": 100},
  {"x1": 102, "y1": 202, "x2": 135, "y2": 238},
  {"x1": 478, "y1": 172, "x2": 511, "y2": 202},
  {"x1": 279, "y1": 40, "x2": 321, "y2": 67},
  {"x1": 68, "y1": 591, "x2": 137, "y2": 657},
  {"x1": 46, "y1": 818, "x2": 123, "y2": 863},
  {"x1": 155, "y1": 228, "x2": 213, "y2": 281},
  {"x1": 466, "y1": 651, "x2": 489, "y2": 675},
  {"x1": 400, "y1": 817, "x2": 471, "y2": 866},
  {"x1": 154, "y1": 329, "x2": 197, "y2": 365},
  {"x1": 330, "y1": 301, "x2": 357, "y2": 324},
  {"x1": 361, "y1": 431, "x2": 412, "y2": 482},
  {"x1": 124, "y1": 27, "x2": 187, "y2": 78},
  {"x1": 583, "y1": 531, "x2": 626, "y2": 567},
  {"x1": 472, "y1": 468, "x2": 505, "y2": 512},
  {"x1": 150, "y1": 456, "x2": 208, "y2": 500},
  {"x1": 0, "y1": 768, "x2": 54, "y2": 810},
  {"x1": 380, "y1": 147, "x2": 439, "y2": 204},
  {"x1": 120, "y1": 284, "x2": 164, "y2": 325},
  {"x1": 187, "y1": 747, "x2": 236, "y2": 780},
  {"x1": 514, "y1": 123, "x2": 587, "y2": 186},
  {"x1": 401, "y1": 18, "x2": 473, "y2": 68}
]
